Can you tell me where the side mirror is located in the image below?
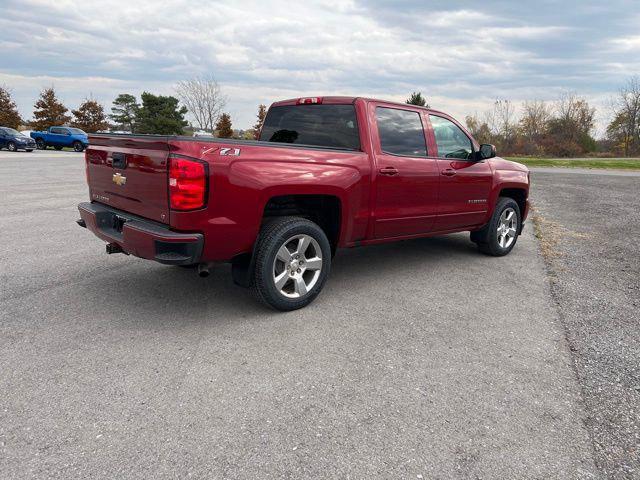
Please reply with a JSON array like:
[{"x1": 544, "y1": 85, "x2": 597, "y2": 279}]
[{"x1": 478, "y1": 143, "x2": 496, "y2": 160}]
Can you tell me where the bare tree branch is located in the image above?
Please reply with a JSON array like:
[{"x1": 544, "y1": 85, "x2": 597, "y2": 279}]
[{"x1": 174, "y1": 75, "x2": 227, "y2": 133}]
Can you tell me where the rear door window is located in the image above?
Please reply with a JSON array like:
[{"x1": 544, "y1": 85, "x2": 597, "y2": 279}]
[
  {"x1": 51, "y1": 127, "x2": 66, "y2": 135},
  {"x1": 259, "y1": 104, "x2": 360, "y2": 150},
  {"x1": 375, "y1": 107, "x2": 427, "y2": 157},
  {"x1": 429, "y1": 115, "x2": 473, "y2": 160}
]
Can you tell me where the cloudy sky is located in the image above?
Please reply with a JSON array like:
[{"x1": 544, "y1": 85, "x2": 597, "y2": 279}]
[{"x1": 1, "y1": 0, "x2": 638, "y2": 134}]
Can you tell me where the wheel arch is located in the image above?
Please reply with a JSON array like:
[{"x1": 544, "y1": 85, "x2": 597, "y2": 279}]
[{"x1": 498, "y1": 187, "x2": 527, "y2": 218}]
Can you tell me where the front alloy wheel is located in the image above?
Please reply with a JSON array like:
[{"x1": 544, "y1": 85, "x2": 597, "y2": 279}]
[
  {"x1": 473, "y1": 197, "x2": 521, "y2": 256},
  {"x1": 497, "y1": 208, "x2": 517, "y2": 249},
  {"x1": 7, "y1": 142, "x2": 17, "y2": 152}
]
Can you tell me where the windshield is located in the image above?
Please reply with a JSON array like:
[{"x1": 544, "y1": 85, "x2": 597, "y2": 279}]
[
  {"x1": 67, "y1": 128, "x2": 86, "y2": 135},
  {"x1": 3, "y1": 128, "x2": 23, "y2": 136},
  {"x1": 259, "y1": 104, "x2": 360, "y2": 150}
]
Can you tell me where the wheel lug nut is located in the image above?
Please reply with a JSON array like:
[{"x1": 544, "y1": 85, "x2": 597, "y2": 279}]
[{"x1": 297, "y1": 268, "x2": 301, "y2": 273}]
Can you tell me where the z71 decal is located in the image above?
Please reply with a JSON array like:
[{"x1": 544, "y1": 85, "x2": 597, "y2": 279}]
[{"x1": 220, "y1": 148, "x2": 241, "y2": 156}]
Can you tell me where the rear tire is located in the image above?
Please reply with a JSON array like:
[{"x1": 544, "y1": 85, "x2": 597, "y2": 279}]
[
  {"x1": 36, "y1": 138, "x2": 46, "y2": 150},
  {"x1": 472, "y1": 197, "x2": 521, "y2": 256},
  {"x1": 73, "y1": 141, "x2": 84, "y2": 152},
  {"x1": 7, "y1": 142, "x2": 17, "y2": 152},
  {"x1": 252, "y1": 217, "x2": 331, "y2": 311}
]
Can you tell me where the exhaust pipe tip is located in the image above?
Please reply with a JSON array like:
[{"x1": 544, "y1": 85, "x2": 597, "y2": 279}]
[{"x1": 197, "y1": 263, "x2": 210, "y2": 278}]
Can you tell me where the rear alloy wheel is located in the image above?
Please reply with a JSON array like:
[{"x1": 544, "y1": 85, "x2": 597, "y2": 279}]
[
  {"x1": 474, "y1": 197, "x2": 521, "y2": 256},
  {"x1": 7, "y1": 141, "x2": 17, "y2": 152},
  {"x1": 73, "y1": 141, "x2": 84, "y2": 152},
  {"x1": 253, "y1": 217, "x2": 331, "y2": 311},
  {"x1": 36, "y1": 138, "x2": 46, "y2": 150}
]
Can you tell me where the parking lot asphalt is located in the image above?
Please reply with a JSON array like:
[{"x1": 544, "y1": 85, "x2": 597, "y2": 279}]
[
  {"x1": 1, "y1": 151, "x2": 599, "y2": 479},
  {"x1": 532, "y1": 170, "x2": 640, "y2": 479}
]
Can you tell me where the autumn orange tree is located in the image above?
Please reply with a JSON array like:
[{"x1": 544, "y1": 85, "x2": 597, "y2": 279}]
[
  {"x1": 32, "y1": 87, "x2": 71, "y2": 131},
  {"x1": 0, "y1": 86, "x2": 23, "y2": 129},
  {"x1": 71, "y1": 99, "x2": 108, "y2": 132}
]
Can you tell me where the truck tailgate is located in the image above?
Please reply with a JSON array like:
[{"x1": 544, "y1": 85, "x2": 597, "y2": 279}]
[{"x1": 86, "y1": 135, "x2": 170, "y2": 224}]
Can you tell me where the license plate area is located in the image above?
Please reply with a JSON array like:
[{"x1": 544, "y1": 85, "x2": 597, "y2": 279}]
[
  {"x1": 95, "y1": 210, "x2": 129, "y2": 239},
  {"x1": 112, "y1": 214, "x2": 126, "y2": 233}
]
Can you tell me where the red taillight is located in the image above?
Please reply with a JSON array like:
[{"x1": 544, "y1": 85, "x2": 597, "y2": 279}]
[
  {"x1": 169, "y1": 157, "x2": 207, "y2": 211},
  {"x1": 297, "y1": 97, "x2": 323, "y2": 105}
]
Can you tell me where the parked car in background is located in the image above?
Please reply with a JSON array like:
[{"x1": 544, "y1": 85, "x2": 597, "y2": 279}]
[
  {"x1": 78, "y1": 96, "x2": 530, "y2": 310},
  {"x1": 0, "y1": 127, "x2": 36, "y2": 152},
  {"x1": 31, "y1": 126, "x2": 89, "y2": 152}
]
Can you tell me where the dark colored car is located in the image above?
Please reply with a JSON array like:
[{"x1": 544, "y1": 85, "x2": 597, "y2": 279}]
[
  {"x1": 0, "y1": 127, "x2": 36, "y2": 152},
  {"x1": 30, "y1": 126, "x2": 89, "y2": 152},
  {"x1": 78, "y1": 96, "x2": 530, "y2": 310}
]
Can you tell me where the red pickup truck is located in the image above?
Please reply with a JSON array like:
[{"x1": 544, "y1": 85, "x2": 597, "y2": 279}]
[{"x1": 78, "y1": 96, "x2": 530, "y2": 310}]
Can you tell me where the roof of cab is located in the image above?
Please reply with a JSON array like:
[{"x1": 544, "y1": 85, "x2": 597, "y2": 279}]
[{"x1": 270, "y1": 96, "x2": 449, "y2": 117}]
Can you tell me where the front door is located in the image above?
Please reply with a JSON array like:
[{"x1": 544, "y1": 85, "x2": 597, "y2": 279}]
[
  {"x1": 428, "y1": 114, "x2": 493, "y2": 230},
  {"x1": 50, "y1": 127, "x2": 67, "y2": 147},
  {"x1": 372, "y1": 105, "x2": 439, "y2": 239}
]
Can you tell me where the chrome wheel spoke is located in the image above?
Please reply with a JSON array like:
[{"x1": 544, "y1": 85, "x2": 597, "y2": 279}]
[
  {"x1": 294, "y1": 276, "x2": 308, "y2": 296},
  {"x1": 305, "y1": 257, "x2": 322, "y2": 271},
  {"x1": 296, "y1": 236, "x2": 311, "y2": 256},
  {"x1": 274, "y1": 271, "x2": 289, "y2": 290},
  {"x1": 276, "y1": 245, "x2": 291, "y2": 262}
]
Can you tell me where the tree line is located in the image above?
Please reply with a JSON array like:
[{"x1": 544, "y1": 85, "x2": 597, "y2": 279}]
[
  {"x1": 0, "y1": 75, "x2": 267, "y2": 140},
  {"x1": 405, "y1": 77, "x2": 640, "y2": 158},
  {"x1": 1, "y1": 76, "x2": 638, "y2": 157}
]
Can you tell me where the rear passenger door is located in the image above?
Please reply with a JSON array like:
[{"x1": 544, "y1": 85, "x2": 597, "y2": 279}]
[
  {"x1": 428, "y1": 114, "x2": 493, "y2": 231},
  {"x1": 371, "y1": 104, "x2": 439, "y2": 239}
]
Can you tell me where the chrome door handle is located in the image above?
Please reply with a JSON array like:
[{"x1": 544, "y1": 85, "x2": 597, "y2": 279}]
[
  {"x1": 379, "y1": 166, "x2": 399, "y2": 176},
  {"x1": 441, "y1": 168, "x2": 456, "y2": 176}
]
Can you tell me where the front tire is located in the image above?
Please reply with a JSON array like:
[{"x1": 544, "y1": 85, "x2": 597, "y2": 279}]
[
  {"x1": 252, "y1": 217, "x2": 331, "y2": 311},
  {"x1": 472, "y1": 197, "x2": 521, "y2": 256},
  {"x1": 73, "y1": 141, "x2": 84, "y2": 152},
  {"x1": 7, "y1": 142, "x2": 17, "y2": 152},
  {"x1": 36, "y1": 138, "x2": 46, "y2": 150}
]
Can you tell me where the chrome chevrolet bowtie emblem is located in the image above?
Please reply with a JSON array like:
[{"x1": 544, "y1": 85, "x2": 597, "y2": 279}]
[{"x1": 112, "y1": 173, "x2": 127, "y2": 186}]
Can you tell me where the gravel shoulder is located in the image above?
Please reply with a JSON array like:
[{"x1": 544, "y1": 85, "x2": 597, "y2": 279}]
[{"x1": 532, "y1": 170, "x2": 640, "y2": 478}]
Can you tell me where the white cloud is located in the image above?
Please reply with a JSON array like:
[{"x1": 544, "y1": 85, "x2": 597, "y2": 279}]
[{"x1": 0, "y1": 0, "x2": 634, "y2": 134}]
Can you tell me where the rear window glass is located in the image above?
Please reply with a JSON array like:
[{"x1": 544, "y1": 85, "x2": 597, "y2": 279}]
[
  {"x1": 259, "y1": 104, "x2": 360, "y2": 150},
  {"x1": 376, "y1": 107, "x2": 427, "y2": 157}
]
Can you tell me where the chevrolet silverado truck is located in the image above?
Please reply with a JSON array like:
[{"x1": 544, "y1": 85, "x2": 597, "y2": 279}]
[
  {"x1": 77, "y1": 96, "x2": 530, "y2": 310},
  {"x1": 31, "y1": 126, "x2": 88, "y2": 152}
]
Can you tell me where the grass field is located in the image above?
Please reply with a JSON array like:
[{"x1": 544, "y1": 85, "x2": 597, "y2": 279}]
[{"x1": 505, "y1": 157, "x2": 640, "y2": 170}]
